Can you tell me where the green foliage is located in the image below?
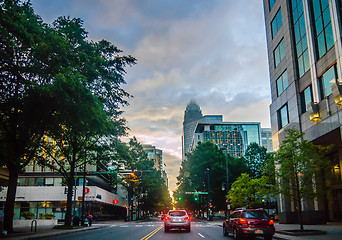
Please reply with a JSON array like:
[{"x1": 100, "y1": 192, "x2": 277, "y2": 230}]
[
  {"x1": 42, "y1": 212, "x2": 55, "y2": 219},
  {"x1": 274, "y1": 128, "x2": 333, "y2": 201},
  {"x1": 21, "y1": 211, "x2": 35, "y2": 219},
  {"x1": 116, "y1": 137, "x2": 172, "y2": 213},
  {"x1": 244, "y1": 143, "x2": 269, "y2": 178},
  {"x1": 176, "y1": 141, "x2": 227, "y2": 211},
  {"x1": 274, "y1": 128, "x2": 333, "y2": 229},
  {"x1": 228, "y1": 173, "x2": 270, "y2": 209}
]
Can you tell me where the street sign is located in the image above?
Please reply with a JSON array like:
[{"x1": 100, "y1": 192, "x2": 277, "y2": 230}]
[
  {"x1": 85, "y1": 187, "x2": 90, "y2": 194},
  {"x1": 185, "y1": 192, "x2": 208, "y2": 195},
  {"x1": 87, "y1": 170, "x2": 118, "y2": 175}
]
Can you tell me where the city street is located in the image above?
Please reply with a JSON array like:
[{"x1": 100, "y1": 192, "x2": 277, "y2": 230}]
[{"x1": 39, "y1": 220, "x2": 229, "y2": 240}]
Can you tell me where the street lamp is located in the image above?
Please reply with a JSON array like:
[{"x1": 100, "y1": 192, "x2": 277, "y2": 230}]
[
  {"x1": 206, "y1": 168, "x2": 211, "y2": 221},
  {"x1": 222, "y1": 144, "x2": 230, "y2": 216}
]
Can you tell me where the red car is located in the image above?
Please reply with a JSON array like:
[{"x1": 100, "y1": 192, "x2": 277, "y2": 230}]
[
  {"x1": 223, "y1": 208, "x2": 275, "y2": 240},
  {"x1": 164, "y1": 210, "x2": 191, "y2": 232}
]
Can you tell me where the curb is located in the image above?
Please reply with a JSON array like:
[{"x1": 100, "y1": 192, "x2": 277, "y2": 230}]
[{"x1": 6, "y1": 224, "x2": 110, "y2": 240}]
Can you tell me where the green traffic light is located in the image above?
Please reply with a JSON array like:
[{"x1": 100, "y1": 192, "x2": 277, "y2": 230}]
[{"x1": 178, "y1": 197, "x2": 182, "y2": 200}]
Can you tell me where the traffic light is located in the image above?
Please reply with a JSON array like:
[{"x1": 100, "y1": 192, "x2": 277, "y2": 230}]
[
  {"x1": 194, "y1": 196, "x2": 199, "y2": 201},
  {"x1": 178, "y1": 197, "x2": 182, "y2": 201}
]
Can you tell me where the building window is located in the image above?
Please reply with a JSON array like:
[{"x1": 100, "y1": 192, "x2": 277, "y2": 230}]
[
  {"x1": 274, "y1": 39, "x2": 285, "y2": 68},
  {"x1": 276, "y1": 70, "x2": 289, "y2": 96},
  {"x1": 269, "y1": 0, "x2": 277, "y2": 11},
  {"x1": 320, "y1": 65, "x2": 338, "y2": 98},
  {"x1": 301, "y1": 85, "x2": 313, "y2": 113},
  {"x1": 291, "y1": 0, "x2": 310, "y2": 77},
  {"x1": 271, "y1": 9, "x2": 282, "y2": 38},
  {"x1": 312, "y1": 0, "x2": 334, "y2": 59},
  {"x1": 278, "y1": 104, "x2": 289, "y2": 129}
]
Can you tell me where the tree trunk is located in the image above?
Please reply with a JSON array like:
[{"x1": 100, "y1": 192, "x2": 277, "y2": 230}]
[
  {"x1": 295, "y1": 173, "x2": 304, "y2": 230},
  {"x1": 4, "y1": 168, "x2": 19, "y2": 233},
  {"x1": 64, "y1": 169, "x2": 75, "y2": 226}
]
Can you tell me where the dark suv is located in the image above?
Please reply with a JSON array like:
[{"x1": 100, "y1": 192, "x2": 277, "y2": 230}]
[{"x1": 223, "y1": 208, "x2": 275, "y2": 240}]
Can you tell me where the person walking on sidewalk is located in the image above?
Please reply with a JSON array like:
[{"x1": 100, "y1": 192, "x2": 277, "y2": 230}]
[{"x1": 88, "y1": 214, "x2": 93, "y2": 226}]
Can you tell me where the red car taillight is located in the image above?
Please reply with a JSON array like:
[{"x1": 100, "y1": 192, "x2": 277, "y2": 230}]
[
  {"x1": 269, "y1": 220, "x2": 274, "y2": 225},
  {"x1": 239, "y1": 219, "x2": 247, "y2": 225},
  {"x1": 185, "y1": 216, "x2": 190, "y2": 220},
  {"x1": 164, "y1": 216, "x2": 169, "y2": 220}
]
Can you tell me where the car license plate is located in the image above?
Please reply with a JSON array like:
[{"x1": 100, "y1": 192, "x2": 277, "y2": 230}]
[
  {"x1": 173, "y1": 219, "x2": 181, "y2": 222},
  {"x1": 255, "y1": 229, "x2": 263, "y2": 234}
]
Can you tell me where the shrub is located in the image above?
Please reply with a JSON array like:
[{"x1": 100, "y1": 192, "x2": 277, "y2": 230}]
[
  {"x1": 21, "y1": 211, "x2": 35, "y2": 219},
  {"x1": 43, "y1": 212, "x2": 55, "y2": 219}
]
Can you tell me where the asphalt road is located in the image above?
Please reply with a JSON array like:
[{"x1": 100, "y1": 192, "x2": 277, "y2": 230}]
[{"x1": 40, "y1": 220, "x2": 234, "y2": 240}]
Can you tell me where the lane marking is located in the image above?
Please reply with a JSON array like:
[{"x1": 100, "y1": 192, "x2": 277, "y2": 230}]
[
  {"x1": 140, "y1": 226, "x2": 163, "y2": 240},
  {"x1": 198, "y1": 233, "x2": 205, "y2": 238}
]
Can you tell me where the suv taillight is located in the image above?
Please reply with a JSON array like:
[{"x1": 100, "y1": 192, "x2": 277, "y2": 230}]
[
  {"x1": 239, "y1": 219, "x2": 247, "y2": 224},
  {"x1": 269, "y1": 220, "x2": 274, "y2": 225},
  {"x1": 185, "y1": 216, "x2": 190, "y2": 220},
  {"x1": 164, "y1": 216, "x2": 169, "y2": 220}
]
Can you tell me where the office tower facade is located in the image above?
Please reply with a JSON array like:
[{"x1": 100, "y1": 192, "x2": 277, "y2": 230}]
[
  {"x1": 263, "y1": 0, "x2": 342, "y2": 223},
  {"x1": 182, "y1": 100, "x2": 203, "y2": 160},
  {"x1": 191, "y1": 118, "x2": 261, "y2": 157},
  {"x1": 142, "y1": 145, "x2": 168, "y2": 186},
  {"x1": 261, "y1": 128, "x2": 273, "y2": 152}
]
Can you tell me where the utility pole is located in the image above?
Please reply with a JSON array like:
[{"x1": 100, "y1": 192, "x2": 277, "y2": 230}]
[
  {"x1": 223, "y1": 144, "x2": 230, "y2": 217},
  {"x1": 81, "y1": 160, "x2": 86, "y2": 221},
  {"x1": 207, "y1": 168, "x2": 211, "y2": 221}
]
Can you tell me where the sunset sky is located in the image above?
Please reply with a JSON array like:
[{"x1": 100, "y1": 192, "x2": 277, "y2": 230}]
[{"x1": 30, "y1": 0, "x2": 271, "y2": 193}]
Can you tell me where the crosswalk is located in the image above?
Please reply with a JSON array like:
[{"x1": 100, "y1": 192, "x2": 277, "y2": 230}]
[{"x1": 112, "y1": 222, "x2": 221, "y2": 228}]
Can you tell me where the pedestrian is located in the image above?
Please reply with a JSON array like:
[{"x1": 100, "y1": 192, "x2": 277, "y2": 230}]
[{"x1": 88, "y1": 213, "x2": 93, "y2": 226}]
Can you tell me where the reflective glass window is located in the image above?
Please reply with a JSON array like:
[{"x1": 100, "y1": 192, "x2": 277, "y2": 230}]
[
  {"x1": 274, "y1": 39, "x2": 285, "y2": 67},
  {"x1": 320, "y1": 65, "x2": 337, "y2": 98},
  {"x1": 291, "y1": 0, "x2": 310, "y2": 77},
  {"x1": 276, "y1": 70, "x2": 289, "y2": 96},
  {"x1": 270, "y1": 0, "x2": 277, "y2": 11},
  {"x1": 278, "y1": 104, "x2": 289, "y2": 129},
  {"x1": 301, "y1": 85, "x2": 313, "y2": 113},
  {"x1": 271, "y1": 9, "x2": 282, "y2": 38},
  {"x1": 312, "y1": 0, "x2": 334, "y2": 59}
]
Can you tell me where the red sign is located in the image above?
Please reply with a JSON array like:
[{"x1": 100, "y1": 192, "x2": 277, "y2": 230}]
[
  {"x1": 85, "y1": 187, "x2": 90, "y2": 195},
  {"x1": 113, "y1": 199, "x2": 119, "y2": 204}
]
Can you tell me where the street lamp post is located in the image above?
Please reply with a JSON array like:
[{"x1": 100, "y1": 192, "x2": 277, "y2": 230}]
[
  {"x1": 207, "y1": 168, "x2": 211, "y2": 221},
  {"x1": 222, "y1": 144, "x2": 230, "y2": 216}
]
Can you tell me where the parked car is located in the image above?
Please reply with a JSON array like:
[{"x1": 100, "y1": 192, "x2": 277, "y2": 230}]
[
  {"x1": 223, "y1": 208, "x2": 275, "y2": 240},
  {"x1": 163, "y1": 210, "x2": 191, "y2": 232}
]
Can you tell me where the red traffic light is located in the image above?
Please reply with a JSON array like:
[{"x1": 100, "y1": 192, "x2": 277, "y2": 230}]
[{"x1": 113, "y1": 199, "x2": 119, "y2": 204}]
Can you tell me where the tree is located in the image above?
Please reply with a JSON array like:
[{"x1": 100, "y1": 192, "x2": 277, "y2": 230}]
[
  {"x1": 228, "y1": 173, "x2": 268, "y2": 209},
  {"x1": 176, "y1": 141, "x2": 226, "y2": 212},
  {"x1": 116, "y1": 137, "x2": 172, "y2": 217},
  {"x1": 0, "y1": 0, "x2": 68, "y2": 232},
  {"x1": 274, "y1": 128, "x2": 332, "y2": 230},
  {"x1": 37, "y1": 74, "x2": 119, "y2": 226},
  {"x1": 244, "y1": 143, "x2": 269, "y2": 178}
]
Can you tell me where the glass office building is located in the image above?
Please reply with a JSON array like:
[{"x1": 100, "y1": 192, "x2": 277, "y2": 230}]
[
  {"x1": 263, "y1": 0, "x2": 342, "y2": 223},
  {"x1": 191, "y1": 120, "x2": 261, "y2": 158}
]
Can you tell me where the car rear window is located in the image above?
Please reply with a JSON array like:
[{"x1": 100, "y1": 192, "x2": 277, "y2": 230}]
[
  {"x1": 241, "y1": 211, "x2": 269, "y2": 219},
  {"x1": 169, "y1": 211, "x2": 186, "y2": 216}
]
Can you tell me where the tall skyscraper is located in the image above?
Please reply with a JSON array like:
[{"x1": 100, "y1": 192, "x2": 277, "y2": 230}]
[
  {"x1": 263, "y1": 0, "x2": 342, "y2": 223},
  {"x1": 182, "y1": 100, "x2": 203, "y2": 160}
]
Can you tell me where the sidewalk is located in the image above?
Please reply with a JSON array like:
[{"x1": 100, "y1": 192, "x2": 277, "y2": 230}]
[
  {"x1": 2, "y1": 221, "x2": 116, "y2": 240},
  {"x1": 209, "y1": 217, "x2": 342, "y2": 240}
]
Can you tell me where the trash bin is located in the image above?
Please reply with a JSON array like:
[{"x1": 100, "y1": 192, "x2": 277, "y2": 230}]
[
  {"x1": 73, "y1": 216, "x2": 80, "y2": 226},
  {"x1": 82, "y1": 217, "x2": 89, "y2": 227}
]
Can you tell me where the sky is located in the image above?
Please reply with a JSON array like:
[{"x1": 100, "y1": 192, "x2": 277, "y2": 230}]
[{"x1": 30, "y1": 0, "x2": 271, "y2": 193}]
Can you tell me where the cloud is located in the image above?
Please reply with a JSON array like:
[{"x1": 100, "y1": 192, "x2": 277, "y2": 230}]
[{"x1": 30, "y1": 0, "x2": 271, "y2": 193}]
